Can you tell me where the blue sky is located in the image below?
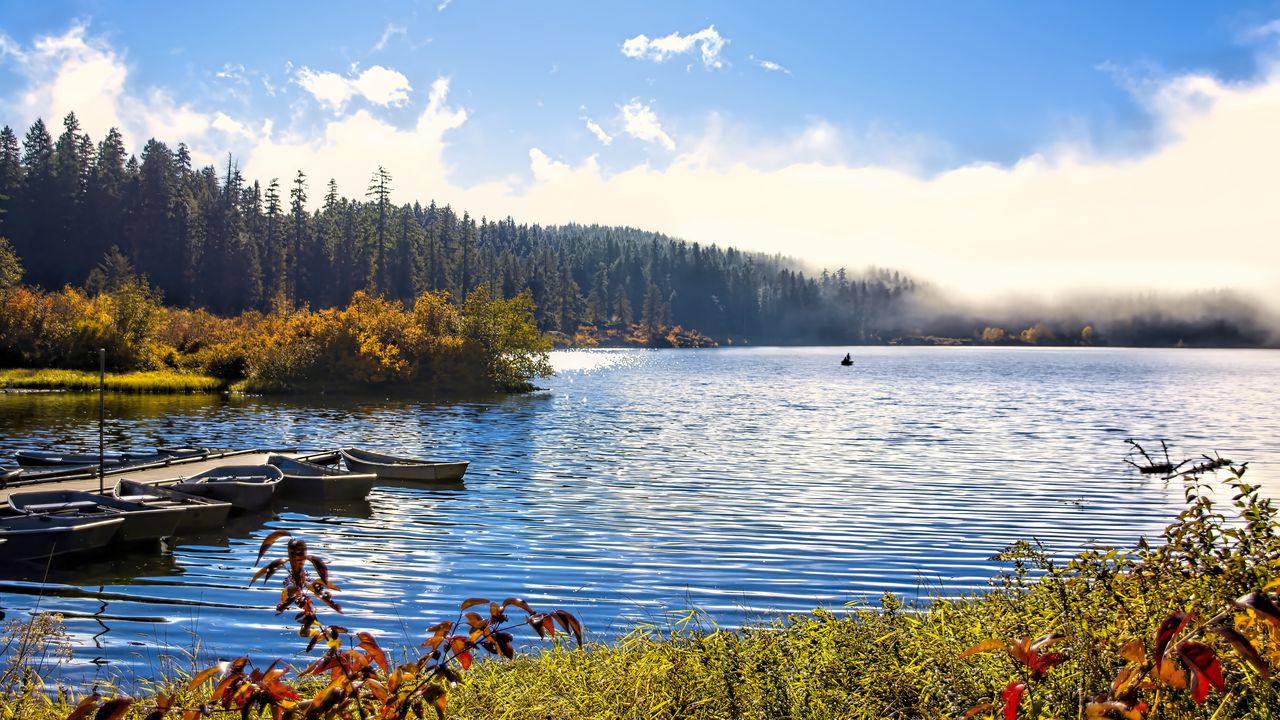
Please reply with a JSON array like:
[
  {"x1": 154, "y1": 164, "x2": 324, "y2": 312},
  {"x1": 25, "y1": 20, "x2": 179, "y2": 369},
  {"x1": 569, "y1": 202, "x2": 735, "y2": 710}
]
[{"x1": 3, "y1": 2, "x2": 1280, "y2": 298}]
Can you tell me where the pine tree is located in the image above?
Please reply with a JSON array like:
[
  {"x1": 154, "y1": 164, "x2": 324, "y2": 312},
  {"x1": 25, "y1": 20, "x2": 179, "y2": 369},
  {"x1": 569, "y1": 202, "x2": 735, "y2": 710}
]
[{"x1": 366, "y1": 166, "x2": 392, "y2": 292}]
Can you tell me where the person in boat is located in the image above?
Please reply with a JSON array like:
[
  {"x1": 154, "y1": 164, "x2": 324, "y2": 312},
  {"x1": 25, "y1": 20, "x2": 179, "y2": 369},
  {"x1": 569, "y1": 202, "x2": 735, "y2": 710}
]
[{"x1": 841, "y1": 353, "x2": 852, "y2": 366}]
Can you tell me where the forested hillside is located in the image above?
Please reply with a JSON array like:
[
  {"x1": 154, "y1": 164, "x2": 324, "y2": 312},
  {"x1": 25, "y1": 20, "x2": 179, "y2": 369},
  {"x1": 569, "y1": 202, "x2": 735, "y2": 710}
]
[
  {"x1": 0, "y1": 113, "x2": 919, "y2": 345},
  {"x1": 1, "y1": 113, "x2": 1275, "y2": 348}
]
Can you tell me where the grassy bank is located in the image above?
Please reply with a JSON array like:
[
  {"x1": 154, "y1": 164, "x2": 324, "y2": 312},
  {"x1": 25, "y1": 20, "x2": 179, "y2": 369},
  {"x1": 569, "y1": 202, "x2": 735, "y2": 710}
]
[
  {"x1": 5, "y1": 464, "x2": 1280, "y2": 720},
  {"x1": 0, "y1": 368, "x2": 224, "y2": 393}
]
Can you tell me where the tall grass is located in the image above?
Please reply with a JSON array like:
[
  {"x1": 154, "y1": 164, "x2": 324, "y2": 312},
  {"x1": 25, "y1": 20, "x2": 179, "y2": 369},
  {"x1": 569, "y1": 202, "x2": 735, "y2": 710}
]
[{"x1": 0, "y1": 368, "x2": 224, "y2": 393}]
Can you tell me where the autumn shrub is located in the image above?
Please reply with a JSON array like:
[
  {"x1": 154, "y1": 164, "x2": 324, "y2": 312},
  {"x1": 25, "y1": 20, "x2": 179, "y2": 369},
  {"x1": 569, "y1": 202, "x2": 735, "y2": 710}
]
[
  {"x1": 460, "y1": 286, "x2": 553, "y2": 391},
  {"x1": 0, "y1": 282, "x2": 553, "y2": 394}
]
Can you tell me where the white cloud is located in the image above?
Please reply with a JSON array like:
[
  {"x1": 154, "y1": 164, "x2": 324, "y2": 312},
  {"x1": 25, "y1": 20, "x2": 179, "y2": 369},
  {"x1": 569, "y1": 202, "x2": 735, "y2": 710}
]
[
  {"x1": 215, "y1": 63, "x2": 246, "y2": 82},
  {"x1": 749, "y1": 55, "x2": 790, "y2": 74},
  {"x1": 621, "y1": 25, "x2": 727, "y2": 69},
  {"x1": 583, "y1": 117, "x2": 613, "y2": 145},
  {"x1": 372, "y1": 24, "x2": 407, "y2": 53},
  {"x1": 1242, "y1": 18, "x2": 1280, "y2": 41},
  {"x1": 240, "y1": 76, "x2": 467, "y2": 206},
  {"x1": 352, "y1": 65, "x2": 412, "y2": 105},
  {"x1": 294, "y1": 64, "x2": 412, "y2": 111},
  {"x1": 294, "y1": 67, "x2": 354, "y2": 110},
  {"x1": 5, "y1": 23, "x2": 1280, "y2": 304},
  {"x1": 437, "y1": 0, "x2": 454, "y2": 11},
  {"x1": 620, "y1": 100, "x2": 675, "y2": 150}
]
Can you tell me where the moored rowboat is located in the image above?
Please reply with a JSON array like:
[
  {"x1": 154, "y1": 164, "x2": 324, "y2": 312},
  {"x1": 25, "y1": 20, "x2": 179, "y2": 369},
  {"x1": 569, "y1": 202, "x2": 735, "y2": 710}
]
[
  {"x1": 15, "y1": 449, "x2": 173, "y2": 467},
  {"x1": 172, "y1": 465, "x2": 283, "y2": 512},
  {"x1": 0, "y1": 511, "x2": 124, "y2": 562},
  {"x1": 340, "y1": 447, "x2": 468, "y2": 482},
  {"x1": 267, "y1": 455, "x2": 378, "y2": 500},
  {"x1": 113, "y1": 479, "x2": 234, "y2": 532},
  {"x1": 8, "y1": 489, "x2": 183, "y2": 543}
]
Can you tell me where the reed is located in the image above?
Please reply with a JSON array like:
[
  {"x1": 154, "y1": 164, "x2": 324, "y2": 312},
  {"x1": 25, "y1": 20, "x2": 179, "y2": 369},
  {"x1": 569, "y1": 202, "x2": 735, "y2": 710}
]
[{"x1": 0, "y1": 368, "x2": 224, "y2": 393}]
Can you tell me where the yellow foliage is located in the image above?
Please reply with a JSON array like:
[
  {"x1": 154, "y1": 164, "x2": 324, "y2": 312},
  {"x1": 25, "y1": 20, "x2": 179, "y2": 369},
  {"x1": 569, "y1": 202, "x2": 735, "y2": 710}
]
[{"x1": 0, "y1": 282, "x2": 550, "y2": 392}]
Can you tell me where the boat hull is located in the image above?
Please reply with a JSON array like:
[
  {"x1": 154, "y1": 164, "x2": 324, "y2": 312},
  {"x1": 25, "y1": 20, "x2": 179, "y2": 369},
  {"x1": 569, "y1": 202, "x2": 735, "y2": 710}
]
[
  {"x1": 0, "y1": 513, "x2": 125, "y2": 562},
  {"x1": 113, "y1": 480, "x2": 232, "y2": 532},
  {"x1": 268, "y1": 455, "x2": 378, "y2": 500},
  {"x1": 8, "y1": 489, "x2": 183, "y2": 543},
  {"x1": 340, "y1": 448, "x2": 469, "y2": 482},
  {"x1": 172, "y1": 465, "x2": 282, "y2": 512}
]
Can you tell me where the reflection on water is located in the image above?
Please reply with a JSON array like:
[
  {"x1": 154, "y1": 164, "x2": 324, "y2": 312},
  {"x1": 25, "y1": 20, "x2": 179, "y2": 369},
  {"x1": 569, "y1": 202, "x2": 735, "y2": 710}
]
[{"x1": 1, "y1": 346, "x2": 1279, "y2": 685}]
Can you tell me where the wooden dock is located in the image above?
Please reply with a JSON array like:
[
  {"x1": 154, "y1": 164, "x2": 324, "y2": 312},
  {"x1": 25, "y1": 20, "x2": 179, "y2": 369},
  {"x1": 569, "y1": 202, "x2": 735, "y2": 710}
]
[{"x1": 0, "y1": 449, "x2": 326, "y2": 503}]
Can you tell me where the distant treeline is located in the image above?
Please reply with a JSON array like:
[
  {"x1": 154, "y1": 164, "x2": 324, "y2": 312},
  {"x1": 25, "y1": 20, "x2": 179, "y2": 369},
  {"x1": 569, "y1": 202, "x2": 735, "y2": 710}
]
[{"x1": 0, "y1": 112, "x2": 1275, "y2": 348}]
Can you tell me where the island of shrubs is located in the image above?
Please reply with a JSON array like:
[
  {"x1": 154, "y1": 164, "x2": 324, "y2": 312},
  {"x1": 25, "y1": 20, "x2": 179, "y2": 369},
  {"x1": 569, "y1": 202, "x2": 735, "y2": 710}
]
[{"x1": 0, "y1": 249, "x2": 551, "y2": 395}]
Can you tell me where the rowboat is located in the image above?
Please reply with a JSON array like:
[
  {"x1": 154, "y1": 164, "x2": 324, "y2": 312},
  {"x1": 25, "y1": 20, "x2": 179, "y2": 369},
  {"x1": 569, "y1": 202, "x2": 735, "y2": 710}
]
[
  {"x1": 14, "y1": 448, "x2": 207, "y2": 468},
  {"x1": 8, "y1": 489, "x2": 183, "y2": 543},
  {"x1": 113, "y1": 479, "x2": 233, "y2": 532},
  {"x1": 172, "y1": 465, "x2": 283, "y2": 512},
  {"x1": 0, "y1": 511, "x2": 125, "y2": 562},
  {"x1": 267, "y1": 454, "x2": 378, "y2": 500},
  {"x1": 1, "y1": 466, "x2": 20, "y2": 484},
  {"x1": 340, "y1": 447, "x2": 469, "y2": 482}
]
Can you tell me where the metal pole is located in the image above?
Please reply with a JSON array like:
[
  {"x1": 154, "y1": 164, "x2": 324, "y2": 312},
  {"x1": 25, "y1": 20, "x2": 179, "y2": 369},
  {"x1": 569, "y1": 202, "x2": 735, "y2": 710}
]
[{"x1": 99, "y1": 348, "x2": 105, "y2": 494}]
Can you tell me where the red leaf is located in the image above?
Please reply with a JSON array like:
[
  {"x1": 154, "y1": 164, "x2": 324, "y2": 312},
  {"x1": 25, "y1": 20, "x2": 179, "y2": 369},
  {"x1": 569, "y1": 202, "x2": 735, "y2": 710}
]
[
  {"x1": 502, "y1": 597, "x2": 534, "y2": 614},
  {"x1": 1154, "y1": 612, "x2": 1193, "y2": 672},
  {"x1": 357, "y1": 631, "x2": 390, "y2": 674},
  {"x1": 958, "y1": 639, "x2": 1006, "y2": 661},
  {"x1": 455, "y1": 649, "x2": 472, "y2": 671},
  {"x1": 1177, "y1": 640, "x2": 1225, "y2": 705},
  {"x1": 1211, "y1": 624, "x2": 1271, "y2": 678},
  {"x1": 63, "y1": 693, "x2": 100, "y2": 720},
  {"x1": 187, "y1": 665, "x2": 221, "y2": 691},
  {"x1": 93, "y1": 698, "x2": 134, "y2": 720},
  {"x1": 962, "y1": 703, "x2": 994, "y2": 720},
  {"x1": 309, "y1": 556, "x2": 339, "y2": 590},
  {"x1": 249, "y1": 558, "x2": 287, "y2": 587},
  {"x1": 287, "y1": 538, "x2": 308, "y2": 578},
  {"x1": 1236, "y1": 593, "x2": 1280, "y2": 629},
  {"x1": 493, "y1": 631, "x2": 515, "y2": 659},
  {"x1": 460, "y1": 597, "x2": 489, "y2": 611},
  {"x1": 552, "y1": 610, "x2": 584, "y2": 647},
  {"x1": 256, "y1": 530, "x2": 291, "y2": 564},
  {"x1": 1032, "y1": 652, "x2": 1066, "y2": 678},
  {"x1": 1000, "y1": 681, "x2": 1025, "y2": 720},
  {"x1": 489, "y1": 602, "x2": 506, "y2": 623}
]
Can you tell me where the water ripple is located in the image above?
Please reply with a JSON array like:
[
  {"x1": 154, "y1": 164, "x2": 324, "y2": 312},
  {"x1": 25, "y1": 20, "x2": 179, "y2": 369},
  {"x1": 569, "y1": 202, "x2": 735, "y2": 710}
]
[{"x1": 0, "y1": 346, "x2": 1277, "y2": 684}]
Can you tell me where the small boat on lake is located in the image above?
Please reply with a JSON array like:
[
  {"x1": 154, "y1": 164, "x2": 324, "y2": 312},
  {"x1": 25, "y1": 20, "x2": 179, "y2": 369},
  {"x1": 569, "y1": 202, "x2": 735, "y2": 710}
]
[
  {"x1": 0, "y1": 511, "x2": 124, "y2": 562},
  {"x1": 840, "y1": 353, "x2": 853, "y2": 366},
  {"x1": 267, "y1": 454, "x2": 378, "y2": 500},
  {"x1": 15, "y1": 449, "x2": 179, "y2": 467},
  {"x1": 8, "y1": 489, "x2": 183, "y2": 544},
  {"x1": 340, "y1": 447, "x2": 469, "y2": 482},
  {"x1": 172, "y1": 465, "x2": 283, "y2": 512},
  {"x1": 113, "y1": 479, "x2": 234, "y2": 532}
]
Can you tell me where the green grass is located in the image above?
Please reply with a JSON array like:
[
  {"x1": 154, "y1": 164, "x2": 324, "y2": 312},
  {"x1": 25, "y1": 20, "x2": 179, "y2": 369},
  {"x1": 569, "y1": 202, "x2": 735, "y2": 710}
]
[{"x1": 0, "y1": 368, "x2": 225, "y2": 393}]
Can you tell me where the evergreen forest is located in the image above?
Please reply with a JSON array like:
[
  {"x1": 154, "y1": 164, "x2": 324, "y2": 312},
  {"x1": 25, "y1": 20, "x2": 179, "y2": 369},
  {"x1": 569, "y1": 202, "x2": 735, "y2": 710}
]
[{"x1": 1, "y1": 113, "x2": 1275, "y2": 349}]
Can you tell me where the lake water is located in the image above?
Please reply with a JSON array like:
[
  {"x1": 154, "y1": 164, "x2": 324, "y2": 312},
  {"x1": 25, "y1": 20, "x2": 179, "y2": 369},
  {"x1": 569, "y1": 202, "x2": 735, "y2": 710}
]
[{"x1": 1, "y1": 346, "x2": 1278, "y2": 685}]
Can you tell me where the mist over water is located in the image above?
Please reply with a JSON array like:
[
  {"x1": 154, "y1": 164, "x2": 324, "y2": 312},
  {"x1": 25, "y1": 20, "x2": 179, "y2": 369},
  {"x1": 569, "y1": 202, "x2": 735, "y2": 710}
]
[{"x1": 0, "y1": 346, "x2": 1278, "y2": 686}]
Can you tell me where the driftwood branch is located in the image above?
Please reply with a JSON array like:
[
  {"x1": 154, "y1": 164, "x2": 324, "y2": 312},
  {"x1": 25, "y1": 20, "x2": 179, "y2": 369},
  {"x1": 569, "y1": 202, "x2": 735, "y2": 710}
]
[{"x1": 1124, "y1": 440, "x2": 1232, "y2": 480}]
